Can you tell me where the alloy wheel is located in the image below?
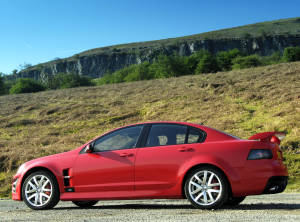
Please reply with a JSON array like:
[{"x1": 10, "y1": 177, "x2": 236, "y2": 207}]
[
  {"x1": 184, "y1": 166, "x2": 229, "y2": 209},
  {"x1": 188, "y1": 170, "x2": 223, "y2": 206},
  {"x1": 24, "y1": 175, "x2": 53, "y2": 207},
  {"x1": 22, "y1": 170, "x2": 59, "y2": 210}
]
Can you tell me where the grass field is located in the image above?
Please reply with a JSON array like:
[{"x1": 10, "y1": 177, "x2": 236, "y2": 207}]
[{"x1": 1, "y1": 62, "x2": 299, "y2": 197}]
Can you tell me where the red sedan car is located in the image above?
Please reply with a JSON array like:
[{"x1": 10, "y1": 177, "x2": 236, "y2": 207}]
[{"x1": 12, "y1": 121, "x2": 288, "y2": 210}]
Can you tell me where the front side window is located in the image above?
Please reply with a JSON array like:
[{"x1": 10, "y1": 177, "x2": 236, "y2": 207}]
[
  {"x1": 93, "y1": 125, "x2": 143, "y2": 152},
  {"x1": 146, "y1": 124, "x2": 187, "y2": 147}
]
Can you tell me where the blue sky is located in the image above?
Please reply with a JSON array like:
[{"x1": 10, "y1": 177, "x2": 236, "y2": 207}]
[{"x1": 0, "y1": 0, "x2": 299, "y2": 74}]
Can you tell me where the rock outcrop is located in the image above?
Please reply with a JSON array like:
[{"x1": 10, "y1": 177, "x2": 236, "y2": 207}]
[{"x1": 17, "y1": 35, "x2": 300, "y2": 81}]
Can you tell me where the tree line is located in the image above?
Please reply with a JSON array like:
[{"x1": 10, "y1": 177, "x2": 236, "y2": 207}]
[
  {"x1": 1, "y1": 46, "x2": 300, "y2": 95},
  {"x1": 94, "y1": 46, "x2": 300, "y2": 85}
]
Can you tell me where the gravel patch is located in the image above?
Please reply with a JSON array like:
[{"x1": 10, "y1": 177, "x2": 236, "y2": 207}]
[{"x1": 0, "y1": 193, "x2": 300, "y2": 221}]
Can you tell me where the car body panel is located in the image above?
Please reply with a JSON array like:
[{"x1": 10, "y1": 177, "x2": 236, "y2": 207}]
[
  {"x1": 134, "y1": 143, "x2": 196, "y2": 196},
  {"x1": 12, "y1": 121, "x2": 288, "y2": 203},
  {"x1": 72, "y1": 148, "x2": 136, "y2": 193},
  {"x1": 12, "y1": 149, "x2": 80, "y2": 201}
]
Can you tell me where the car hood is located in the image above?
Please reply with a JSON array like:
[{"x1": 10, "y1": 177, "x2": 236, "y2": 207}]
[
  {"x1": 18, "y1": 149, "x2": 79, "y2": 175},
  {"x1": 27, "y1": 150, "x2": 73, "y2": 163}
]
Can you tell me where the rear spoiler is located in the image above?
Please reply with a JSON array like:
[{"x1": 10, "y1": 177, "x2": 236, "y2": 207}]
[{"x1": 248, "y1": 132, "x2": 286, "y2": 144}]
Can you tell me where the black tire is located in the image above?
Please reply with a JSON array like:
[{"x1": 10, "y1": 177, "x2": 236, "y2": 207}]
[
  {"x1": 72, "y1": 201, "x2": 98, "y2": 208},
  {"x1": 22, "y1": 170, "x2": 60, "y2": 210},
  {"x1": 184, "y1": 166, "x2": 228, "y2": 209},
  {"x1": 225, "y1": 196, "x2": 246, "y2": 206}
]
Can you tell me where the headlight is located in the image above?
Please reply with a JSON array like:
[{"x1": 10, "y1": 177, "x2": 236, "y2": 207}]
[
  {"x1": 16, "y1": 164, "x2": 25, "y2": 175},
  {"x1": 247, "y1": 149, "x2": 273, "y2": 160}
]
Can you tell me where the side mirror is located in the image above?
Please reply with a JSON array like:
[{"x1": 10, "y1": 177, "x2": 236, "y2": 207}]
[{"x1": 85, "y1": 143, "x2": 94, "y2": 153}]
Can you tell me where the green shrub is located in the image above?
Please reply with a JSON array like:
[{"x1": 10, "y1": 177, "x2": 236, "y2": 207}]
[
  {"x1": 111, "y1": 65, "x2": 138, "y2": 83},
  {"x1": 186, "y1": 50, "x2": 211, "y2": 74},
  {"x1": 46, "y1": 73, "x2": 94, "y2": 89},
  {"x1": 10, "y1": 78, "x2": 45, "y2": 94},
  {"x1": 232, "y1": 55, "x2": 262, "y2": 69},
  {"x1": 95, "y1": 74, "x2": 113, "y2": 85},
  {"x1": 3, "y1": 79, "x2": 16, "y2": 94},
  {"x1": 149, "y1": 55, "x2": 190, "y2": 78},
  {"x1": 261, "y1": 51, "x2": 282, "y2": 65},
  {"x1": 195, "y1": 54, "x2": 219, "y2": 74},
  {"x1": 216, "y1": 49, "x2": 242, "y2": 71},
  {"x1": 0, "y1": 75, "x2": 5, "y2": 95},
  {"x1": 282, "y1": 46, "x2": 300, "y2": 62},
  {"x1": 124, "y1": 62, "x2": 151, "y2": 82},
  {"x1": 96, "y1": 65, "x2": 141, "y2": 85}
]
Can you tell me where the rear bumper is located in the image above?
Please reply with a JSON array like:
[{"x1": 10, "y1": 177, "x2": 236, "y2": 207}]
[
  {"x1": 231, "y1": 159, "x2": 288, "y2": 196},
  {"x1": 262, "y1": 176, "x2": 288, "y2": 194}
]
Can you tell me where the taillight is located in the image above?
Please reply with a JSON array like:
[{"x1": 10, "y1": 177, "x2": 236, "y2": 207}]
[
  {"x1": 270, "y1": 136, "x2": 281, "y2": 144},
  {"x1": 247, "y1": 149, "x2": 273, "y2": 160}
]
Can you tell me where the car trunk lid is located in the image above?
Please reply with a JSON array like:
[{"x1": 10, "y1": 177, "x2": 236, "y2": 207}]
[
  {"x1": 249, "y1": 132, "x2": 286, "y2": 160},
  {"x1": 248, "y1": 132, "x2": 285, "y2": 144}
]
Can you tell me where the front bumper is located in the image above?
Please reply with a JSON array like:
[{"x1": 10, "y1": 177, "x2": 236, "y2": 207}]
[{"x1": 12, "y1": 175, "x2": 22, "y2": 201}]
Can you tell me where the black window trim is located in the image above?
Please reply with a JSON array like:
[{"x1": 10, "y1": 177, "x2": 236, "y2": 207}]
[
  {"x1": 139, "y1": 123, "x2": 207, "y2": 148},
  {"x1": 80, "y1": 124, "x2": 145, "y2": 154},
  {"x1": 80, "y1": 123, "x2": 207, "y2": 153},
  {"x1": 187, "y1": 126, "x2": 207, "y2": 144},
  {"x1": 136, "y1": 123, "x2": 151, "y2": 148}
]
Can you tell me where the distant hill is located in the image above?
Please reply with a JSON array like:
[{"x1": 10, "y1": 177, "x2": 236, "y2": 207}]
[
  {"x1": 14, "y1": 17, "x2": 300, "y2": 80},
  {"x1": 0, "y1": 61, "x2": 299, "y2": 197}
]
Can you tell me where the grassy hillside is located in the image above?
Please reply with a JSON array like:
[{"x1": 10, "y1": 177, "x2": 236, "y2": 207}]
[
  {"x1": 1, "y1": 62, "x2": 300, "y2": 197},
  {"x1": 78, "y1": 17, "x2": 300, "y2": 57}
]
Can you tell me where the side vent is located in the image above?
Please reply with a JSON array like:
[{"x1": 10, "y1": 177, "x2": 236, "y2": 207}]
[
  {"x1": 63, "y1": 168, "x2": 75, "y2": 192},
  {"x1": 63, "y1": 169, "x2": 70, "y2": 187}
]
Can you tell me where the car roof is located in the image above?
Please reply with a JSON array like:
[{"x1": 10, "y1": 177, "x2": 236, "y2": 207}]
[
  {"x1": 127, "y1": 121, "x2": 203, "y2": 128},
  {"x1": 127, "y1": 121, "x2": 238, "y2": 142},
  {"x1": 81, "y1": 121, "x2": 239, "y2": 150}
]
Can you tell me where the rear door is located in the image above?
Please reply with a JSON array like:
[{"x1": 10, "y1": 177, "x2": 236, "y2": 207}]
[{"x1": 134, "y1": 124, "x2": 205, "y2": 192}]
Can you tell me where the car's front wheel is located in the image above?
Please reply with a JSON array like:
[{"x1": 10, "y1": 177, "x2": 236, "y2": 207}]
[
  {"x1": 185, "y1": 166, "x2": 228, "y2": 209},
  {"x1": 22, "y1": 170, "x2": 60, "y2": 210},
  {"x1": 72, "y1": 201, "x2": 99, "y2": 208}
]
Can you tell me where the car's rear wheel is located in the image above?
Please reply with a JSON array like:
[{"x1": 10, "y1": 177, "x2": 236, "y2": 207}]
[
  {"x1": 225, "y1": 196, "x2": 246, "y2": 206},
  {"x1": 22, "y1": 170, "x2": 60, "y2": 210},
  {"x1": 185, "y1": 166, "x2": 228, "y2": 209},
  {"x1": 72, "y1": 201, "x2": 99, "y2": 208}
]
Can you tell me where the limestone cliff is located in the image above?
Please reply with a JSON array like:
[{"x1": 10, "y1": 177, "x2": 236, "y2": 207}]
[
  {"x1": 16, "y1": 35, "x2": 300, "y2": 81},
  {"x1": 16, "y1": 16, "x2": 300, "y2": 81}
]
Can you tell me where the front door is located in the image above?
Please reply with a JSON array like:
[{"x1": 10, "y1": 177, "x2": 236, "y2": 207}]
[{"x1": 72, "y1": 125, "x2": 143, "y2": 197}]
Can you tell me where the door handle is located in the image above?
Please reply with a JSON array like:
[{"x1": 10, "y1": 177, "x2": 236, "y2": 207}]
[
  {"x1": 119, "y1": 153, "x2": 134, "y2": 157},
  {"x1": 177, "y1": 147, "x2": 194, "y2": 152}
]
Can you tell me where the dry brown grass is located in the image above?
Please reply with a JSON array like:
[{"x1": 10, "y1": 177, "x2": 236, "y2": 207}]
[{"x1": 1, "y1": 62, "x2": 300, "y2": 197}]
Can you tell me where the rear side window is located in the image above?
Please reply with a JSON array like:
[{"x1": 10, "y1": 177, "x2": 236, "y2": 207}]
[
  {"x1": 146, "y1": 124, "x2": 187, "y2": 147},
  {"x1": 188, "y1": 127, "x2": 205, "y2": 144}
]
